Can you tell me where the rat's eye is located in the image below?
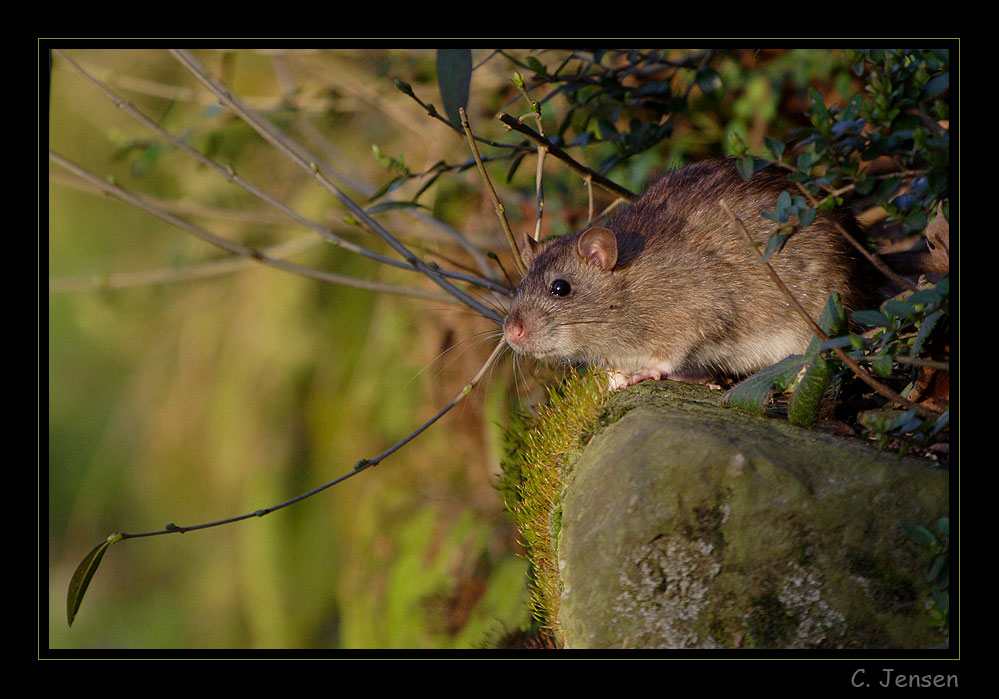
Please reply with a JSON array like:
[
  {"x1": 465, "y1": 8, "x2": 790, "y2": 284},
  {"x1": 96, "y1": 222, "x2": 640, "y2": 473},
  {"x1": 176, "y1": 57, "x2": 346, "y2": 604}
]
[{"x1": 550, "y1": 279, "x2": 571, "y2": 297}]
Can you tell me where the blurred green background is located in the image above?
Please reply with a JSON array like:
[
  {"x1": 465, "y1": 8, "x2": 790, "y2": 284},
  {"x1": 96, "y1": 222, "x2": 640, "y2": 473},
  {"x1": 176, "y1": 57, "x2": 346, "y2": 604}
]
[{"x1": 47, "y1": 48, "x2": 538, "y2": 650}]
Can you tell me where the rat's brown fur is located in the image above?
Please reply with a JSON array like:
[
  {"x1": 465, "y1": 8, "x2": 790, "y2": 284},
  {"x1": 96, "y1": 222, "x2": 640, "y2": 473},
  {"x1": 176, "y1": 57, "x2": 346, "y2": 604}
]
[{"x1": 504, "y1": 159, "x2": 870, "y2": 387}]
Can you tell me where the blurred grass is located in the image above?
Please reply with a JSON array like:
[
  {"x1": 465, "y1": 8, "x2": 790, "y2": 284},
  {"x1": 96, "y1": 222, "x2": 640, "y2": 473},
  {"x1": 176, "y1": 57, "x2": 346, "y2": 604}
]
[{"x1": 47, "y1": 48, "x2": 531, "y2": 650}]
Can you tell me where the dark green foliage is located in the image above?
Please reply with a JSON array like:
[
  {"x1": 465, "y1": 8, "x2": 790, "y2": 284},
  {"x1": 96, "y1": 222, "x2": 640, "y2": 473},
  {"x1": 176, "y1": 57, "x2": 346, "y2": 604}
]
[
  {"x1": 852, "y1": 277, "x2": 949, "y2": 451},
  {"x1": 436, "y1": 49, "x2": 472, "y2": 131},
  {"x1": 729, "y1": 48, "x2": 948, "y2": 442},
  {"x1": 790, "y1": 50, "x2": 950, "y2": 235},
  {"x1": 900, "y1": 517, "x2": 950, "y2": 627}
]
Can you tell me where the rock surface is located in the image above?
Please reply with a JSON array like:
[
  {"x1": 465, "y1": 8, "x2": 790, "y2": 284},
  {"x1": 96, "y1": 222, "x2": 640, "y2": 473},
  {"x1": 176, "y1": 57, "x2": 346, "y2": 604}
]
[{"x1": 558, "y1": 382, "x2": 949, "y2": 649}]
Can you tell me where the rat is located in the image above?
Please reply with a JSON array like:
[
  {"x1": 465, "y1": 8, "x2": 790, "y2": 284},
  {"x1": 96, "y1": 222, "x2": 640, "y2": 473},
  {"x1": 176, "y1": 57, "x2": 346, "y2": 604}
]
[{"x1": 503, "y1": 158, "x2": 869, "y2": 390}]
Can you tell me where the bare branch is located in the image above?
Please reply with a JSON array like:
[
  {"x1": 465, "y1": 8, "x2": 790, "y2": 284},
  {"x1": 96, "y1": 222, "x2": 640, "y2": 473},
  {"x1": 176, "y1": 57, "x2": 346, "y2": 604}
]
[
  {"x1": 53, "y1": 49, "x2": 505, "y2": 296},
  {"x1": 49, "y1": 151, "x2": 456, "y2": 305},
  {"x1": 459, "y1": 107, "x2": 527, "y2": 277},
  {"x1": 49, "y1": 233, "x2": 324, "y2": 293},
  {"x1": 496, "y1": 112, "x2": 635, "y2": 202},
  {"x1": 169, "y1": 49, "x2": 503, "y2": 324}
]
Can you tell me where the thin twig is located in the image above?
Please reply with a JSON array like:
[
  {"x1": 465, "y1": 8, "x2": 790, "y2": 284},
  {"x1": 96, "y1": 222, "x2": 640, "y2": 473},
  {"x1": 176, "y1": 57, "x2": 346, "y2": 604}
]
[
  {"x1": 459, "y1": 107, "x2": 527, "y2": 276},
  {"x1": 169, "y1": 49, "x2": 503, "y2": 325},
  {"x1": 50, "y1": 233, "x2": 324, "y2": 293},
  {"x1": 54, "y1": 49, "x2": 505, "y2": 296},
  {"x1": 792, "y1": 181, "x2": 919, "y2": 293},
  {"x1": 584, "y1": 175, "x2": 594, "y2": 225},
  {"x1": 874, "y1": 355, "x2": 949, "y2": 371},
  {"x1": 271, "y1": 52, "x2": 498, "y2": 279},
  {"x1": 533, "y1": 137, "x2": 547, "y2": 242},
  {"x1": 49, "y1": 168, "x2": 290, "y2": 225},
  {"x1": 515, "y1": 80, "x2": 548, "y2": 243},
  {"x1": 719, "y1": 199, "x2": 942, "y2": 420},
  {"x1": 49, "y1": 151, "x2": 455, "y2": 305},
  {"x1": 114, "y1": 339, "x2": 507, "y2": 541},
  {"x1": 396, "y1": 76, "x2": 531, "y2": 154},
  {"x1": 496, "y1": 112, "x2": 635, "y2": 202}
]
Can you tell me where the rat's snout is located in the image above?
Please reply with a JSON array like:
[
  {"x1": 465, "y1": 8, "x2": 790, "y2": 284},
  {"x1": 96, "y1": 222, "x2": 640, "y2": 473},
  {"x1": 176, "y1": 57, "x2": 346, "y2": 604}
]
[{"x1": 503, "y1": 314, "x2": 527, "y2": 348}]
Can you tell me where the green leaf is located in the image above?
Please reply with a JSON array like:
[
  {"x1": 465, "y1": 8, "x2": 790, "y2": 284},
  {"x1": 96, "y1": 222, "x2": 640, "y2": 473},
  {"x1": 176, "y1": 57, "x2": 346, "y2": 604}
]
[
  {"x1": 883, "y1": 299, "x2": 916, "y2": 319},
  {"x1": 365, "y1": 200, "x2": 430, "y2": 215},
  {"x1": 904, "y1": 209, "x2": 928, "y2": 234},
  {"x1": 936, "y1": 517, "x2": 949, "y2": 539},
  {"x1": 788, "y1": 354, "x2": 832, "y2": 425},
  {"x1": 808, "y1": 87, "x2": 831, "y2": 123},
  {"x1": 723, "y1": 354, "x2": 808, "y2": 415},
  {"x1": 872, "y1": 353, "x2": 894, "y2": 377},
  {"x1": 854, "y1": 175, "x2": 875, "y2": 195},
  {"x1": 776, "y1": 189, "x2": 792, "y2": 212},
  {"x1": 926, "y1": 554, "x2": 946, "y2": 583},
  {"x1": 67, "y1": 533, "x2": 122, "y2": 627},
  {"x1": 875, "y1": 176, "x2": 902, "y2": 203},
  {"x1": 734, "y1": 156, "x2": 755, "y2": 181},
  {"x1": 907, "y1": 289, "x2": 942, "y2": 309},
  {"x1": 807, "y1": 292, "x2": 848, "y2": 352},
  {"x1": 761, "y1": 231, "x2": 790, "y2": 261},
  {"x1": 922, "y1": 72, "x2": 949, "y2": 100},
  {"x1": 932, "y1": 587, "x2": 949, "y2": 614},
  {"x1": 852, "y1": 309, "x2": 889, "y2": 327},
  {"x1": 911, "y1": 308, "x2": 944, "y2": 356},
  {"x1": 900, "y1": 520, "x2": 938, "y2": 549},
  {"x1": 728, "y1": 131, "x2": 749, "y2": 157},
  {"x1": 526, "y1": 56, "x2": 547, "y2": 76},
  {"x1": 369, "y1": 174, "x2": 409, "y2": 202},
  {"x1": 818, "y1": 335, "x2": 855, "y2": 351},
  {"x1": 796, "y1": 150, "x2": 819, "y2": 173},
  {"x1": 764, "y1": 137, "x2": 785, "y2": 161},
  {"x1": 436, "y1": 49, "x2": 472, "y2": 130},
  {"x1": 695, "y1": 67, "x2": 724, "y2": 99}
]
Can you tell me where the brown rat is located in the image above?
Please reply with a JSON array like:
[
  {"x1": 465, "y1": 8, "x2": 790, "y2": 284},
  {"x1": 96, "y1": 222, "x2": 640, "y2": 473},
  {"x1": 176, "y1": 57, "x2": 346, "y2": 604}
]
[{"x1": 503, "y1": 158, "x2": 870, "y2": 389}]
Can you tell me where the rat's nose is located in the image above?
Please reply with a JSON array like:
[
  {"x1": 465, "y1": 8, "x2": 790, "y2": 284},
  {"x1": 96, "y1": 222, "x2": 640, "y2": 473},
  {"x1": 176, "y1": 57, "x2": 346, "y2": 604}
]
[{"x1": 504, "y1": 319, "x2": 526, "y2": 345}]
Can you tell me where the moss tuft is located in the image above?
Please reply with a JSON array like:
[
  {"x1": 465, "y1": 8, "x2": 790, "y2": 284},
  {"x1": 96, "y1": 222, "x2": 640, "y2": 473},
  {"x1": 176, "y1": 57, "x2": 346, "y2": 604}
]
[{"x1": 499, "y1": 367, "x2": 609, "y2": 641}]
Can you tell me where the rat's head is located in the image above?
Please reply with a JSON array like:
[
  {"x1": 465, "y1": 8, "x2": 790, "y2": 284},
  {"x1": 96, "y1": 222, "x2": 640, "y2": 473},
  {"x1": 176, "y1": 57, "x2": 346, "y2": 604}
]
[{"x1": 503, "y1": 227, "x2": 632, "y2": 364}]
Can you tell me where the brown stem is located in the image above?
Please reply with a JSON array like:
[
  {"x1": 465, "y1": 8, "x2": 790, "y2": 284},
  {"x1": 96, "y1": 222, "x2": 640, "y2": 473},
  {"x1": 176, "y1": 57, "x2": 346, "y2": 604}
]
[
  {"x1": 496, "y1": 111, "x2": 635, "y2": 202},
  {"x1": 792, "y1": 182, "x2": 919, "y2": 293},
  {"x1": 459, "y1": 107, "x2": 527, "y2": 276}
]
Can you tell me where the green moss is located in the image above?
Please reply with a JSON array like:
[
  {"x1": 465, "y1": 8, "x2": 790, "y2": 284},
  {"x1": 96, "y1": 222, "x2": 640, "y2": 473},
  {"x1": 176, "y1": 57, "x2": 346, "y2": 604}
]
[{"x1": 499, "y1": 367, "x2": 609, "y2": 641}]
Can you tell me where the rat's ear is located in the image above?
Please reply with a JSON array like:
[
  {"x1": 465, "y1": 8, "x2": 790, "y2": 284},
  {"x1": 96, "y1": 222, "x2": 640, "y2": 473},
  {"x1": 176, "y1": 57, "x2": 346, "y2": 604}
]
[
  {"x1": 519, "y1": 232, "x2": 540, "y2": 268},
  {"x1": 577, "y1": 227, "x2": 618, "y2": 271}
]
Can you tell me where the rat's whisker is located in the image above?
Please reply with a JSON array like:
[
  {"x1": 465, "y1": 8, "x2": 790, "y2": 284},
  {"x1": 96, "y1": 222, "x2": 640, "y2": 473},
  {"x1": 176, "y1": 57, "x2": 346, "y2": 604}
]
[{"x1": 407, "y1": 328, "x2": 507, "y2": 388}]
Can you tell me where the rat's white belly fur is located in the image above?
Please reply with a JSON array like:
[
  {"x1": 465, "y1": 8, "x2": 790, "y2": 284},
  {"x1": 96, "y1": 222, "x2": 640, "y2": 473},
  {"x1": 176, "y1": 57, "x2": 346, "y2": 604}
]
[{"x1": 599, "y1": 327, "x2": 808, "y2": 390}]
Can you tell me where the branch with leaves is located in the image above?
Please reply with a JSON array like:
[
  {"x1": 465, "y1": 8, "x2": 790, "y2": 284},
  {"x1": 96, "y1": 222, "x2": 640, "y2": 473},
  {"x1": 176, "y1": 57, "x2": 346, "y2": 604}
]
[
  {"x1": 67, "y1": 339, "x2": 507, "y2": 626},
  {"x1": 719, "y1": 200, "x2": 942, "y2": 421}
]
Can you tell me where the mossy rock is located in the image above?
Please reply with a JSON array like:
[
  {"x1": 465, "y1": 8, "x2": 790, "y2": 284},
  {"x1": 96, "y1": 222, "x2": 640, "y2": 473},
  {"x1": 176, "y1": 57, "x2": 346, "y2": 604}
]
[{"x1": 557, "y1": 382, "x2": 948, "y2": 649}]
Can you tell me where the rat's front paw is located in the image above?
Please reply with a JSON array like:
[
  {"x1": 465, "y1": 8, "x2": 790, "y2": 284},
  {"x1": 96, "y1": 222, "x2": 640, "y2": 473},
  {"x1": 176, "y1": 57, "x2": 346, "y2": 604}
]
[{"x1": 607, "y1": 368, "x2": 663, "y2": 391}]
